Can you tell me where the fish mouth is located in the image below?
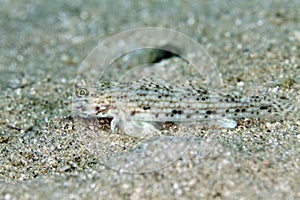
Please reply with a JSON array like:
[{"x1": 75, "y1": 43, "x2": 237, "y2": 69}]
[
  {"x1": 72, "y1": 98, "x2": 88, "y2": 104},
  {"x1": 73, "y1": 105, "x2": 86, "y2": 111}
]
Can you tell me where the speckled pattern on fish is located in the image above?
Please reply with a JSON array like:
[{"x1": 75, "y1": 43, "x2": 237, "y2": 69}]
[{"x1": 73, "y1": 78, "x2": 297, "y2": 136}]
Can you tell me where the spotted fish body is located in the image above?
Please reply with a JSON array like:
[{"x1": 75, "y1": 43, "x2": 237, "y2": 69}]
[{"x1": 73, "y1": 78, "x2": 297, "y2": 136}]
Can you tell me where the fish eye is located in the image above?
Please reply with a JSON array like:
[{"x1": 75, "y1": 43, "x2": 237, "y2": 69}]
[{"x1": 76, "y1": 88, "x2": 89, "y2": 97}]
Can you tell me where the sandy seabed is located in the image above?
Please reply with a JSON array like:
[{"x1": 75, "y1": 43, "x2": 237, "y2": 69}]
[{"x1": 0, "y1": 0, "x2": 299, "y2": 199}]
